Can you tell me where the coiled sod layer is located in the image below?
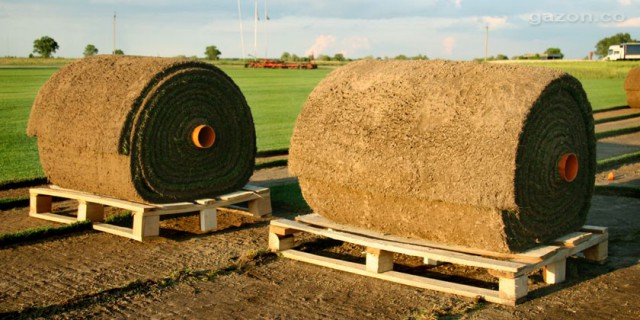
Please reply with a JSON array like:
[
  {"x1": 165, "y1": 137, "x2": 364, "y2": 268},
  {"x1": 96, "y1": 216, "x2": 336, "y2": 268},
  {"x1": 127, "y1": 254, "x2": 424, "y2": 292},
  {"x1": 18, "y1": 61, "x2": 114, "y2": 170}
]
[
  {"x1": 27, "y1": 56, "x2": 255, "y2": 203},
  {"x1": 624, "y1": 67, "x2": 640, "y2": 108},
  {"x1": 289, "y1": 60, "x2": 595, "y2": 253}
]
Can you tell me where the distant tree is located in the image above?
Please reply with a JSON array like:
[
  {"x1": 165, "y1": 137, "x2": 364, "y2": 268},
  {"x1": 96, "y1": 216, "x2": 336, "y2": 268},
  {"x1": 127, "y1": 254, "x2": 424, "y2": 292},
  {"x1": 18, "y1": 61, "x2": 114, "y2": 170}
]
[
  {"x1": 113, "y1": 49, "x2": 124, "y2": 55},
  {"x1": 318, "y1": 54, "x2": 331, "y2": 61},
  {"x1": 32, "y1": 36, "x2": 59, "y2": 58},
  {"x1": 281, "y1": 52, "x2": 291, "y2": 61},
  {"x1": 333, "y1": 53, "x2": 345, "y2": 61},
  {"x1": 83, "y1": 44, "x2": 98, "y2": 57},
  {"x1": 204, "y1": 45, "x2": 221, "y2": 60},
  {"x1": 595, "y1": 32, "x2": 638, "y2": 58},
  {"x1": 495, "y1": 54, "x2": 508, "y2": 60},
  {"x1": 412, "y1": 54, "x2": 429, "y2": 60},
  {"x1": 394, "y1": 54, "x2": 408, "y2": 60},
  {"x1": 291, "y1": 54, "x2": 300, "y2": 61},
  {"x1": 544, "y1": 47, "x2": 564, "y2": 59}
]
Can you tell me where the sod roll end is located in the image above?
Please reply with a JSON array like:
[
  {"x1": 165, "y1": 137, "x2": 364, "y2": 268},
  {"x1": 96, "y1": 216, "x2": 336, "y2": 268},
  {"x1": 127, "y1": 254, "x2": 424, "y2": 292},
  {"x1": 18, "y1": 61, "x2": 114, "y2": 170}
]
[
  {"x1": 290, "y1": 60, "x2": 596, "y2": 253},
  {"x1": 27, "y1": 55, "x2": 256, "y2": 203},
  {"x1": 624, "y1": 67, "x2": 640, "y2": 108}
]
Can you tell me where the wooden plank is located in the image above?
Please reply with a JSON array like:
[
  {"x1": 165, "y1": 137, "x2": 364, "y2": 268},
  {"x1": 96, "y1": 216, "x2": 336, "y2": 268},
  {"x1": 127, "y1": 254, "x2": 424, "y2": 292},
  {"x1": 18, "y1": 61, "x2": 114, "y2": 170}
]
[
  {"x1": 582, "y1": 226, "x2": 608, "y2": 234},
  {"x1": 28, "y1": 212, "x2": 77, "y2": 224},
  {"x1": 554, "y1": 232, "x2": 591, "y2": 247},
  {"x1": 218, "y1": 190, "x2": 256, "y2": 202},
  {"x1": 30, "y1": 187, "x2": 155, "y2": 212},
  {"x1": 242, "y1": 184, "x2": 270, "y2": 194},
  {"x1": 93, "y1": 223, "x2": 137, "y2": 240},
  {"x1": 517, "y1": 233, "x2": 607, "y2": 275},
  {"x1": 513, "y1": 245, "x2": 561, "y2": 263},
  {"x1": 271, "y1": 219, "x2": 526, "y2": 273},
  {"x1": 281, "y1": 250, "x2": 512, "y2": 305},
  {"x1": 295, "y1": 213, "x2": 524, "y2": 260}
]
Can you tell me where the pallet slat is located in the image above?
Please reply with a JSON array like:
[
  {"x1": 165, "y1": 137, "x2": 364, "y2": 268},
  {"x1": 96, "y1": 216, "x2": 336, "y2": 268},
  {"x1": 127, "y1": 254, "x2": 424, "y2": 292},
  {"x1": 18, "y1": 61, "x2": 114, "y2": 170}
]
[{"x1": 271, "y1": 219, "x2": 526, "y2": 273}]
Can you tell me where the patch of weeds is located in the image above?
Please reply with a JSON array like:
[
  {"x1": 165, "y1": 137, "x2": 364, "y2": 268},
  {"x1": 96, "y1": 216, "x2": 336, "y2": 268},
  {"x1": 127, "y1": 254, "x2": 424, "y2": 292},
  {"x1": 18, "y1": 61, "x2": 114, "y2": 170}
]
[
  {"x1": 104, "y1": 212, "x2": 133, "y2": 227},
  {"x1": 0, "y1": 221, "x2": 92, "y2": 246}
]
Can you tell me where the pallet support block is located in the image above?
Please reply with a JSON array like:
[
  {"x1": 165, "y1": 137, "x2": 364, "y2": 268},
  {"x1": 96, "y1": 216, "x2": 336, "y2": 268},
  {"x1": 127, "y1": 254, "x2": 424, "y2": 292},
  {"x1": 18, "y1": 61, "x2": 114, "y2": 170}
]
[
  {"x1": 499, "y1": 276, "x2": 528, "y2": 301},
  {"x1": 584, "y1": 241, "x2": 608, "y2": 263},
  {"x1": 200, "y1": 208, "x2": 218, "y2": 231},
  {"x1": 269, "y1": 233, "x2": 295, "y2": 252},
  {"x1": 366, "y1": 248, "x2": 394, "y2": 273},
  {"x1": 133, "y1": 213, "x2": 160, "y2": 240},
  {"x1": 30, "y1": 194, "x2": 52, "y2": 215},
  {"x1": 248, "y1": 193, "x2": 272, "y2": 217},
  {"x1": 77, "y1": 201, "x2": 104, "y2": 222},
  {"x1": 543, "y1": 259, "x2": 566, "y2": 284}
]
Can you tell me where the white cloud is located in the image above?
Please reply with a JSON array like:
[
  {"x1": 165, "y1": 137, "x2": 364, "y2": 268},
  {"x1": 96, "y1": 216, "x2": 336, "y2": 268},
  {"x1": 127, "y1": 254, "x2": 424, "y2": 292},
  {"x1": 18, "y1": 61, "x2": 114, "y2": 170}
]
[
  {"x1": 480, "y1": 16, "x2": 508, "y2": 29},
  {"x1": 339, "y1": 36, "x2": 371, "y2": 56},
  {"x1": 442, "y1": 36, "x2": 456, "y2": 55},
  {"x1": 618, "y1": 0, "x2": 633, "y2": 6},
  {"x1": 613, "y1": 17, "x2": 640, "y2": 27},
  {"x1": 304, "y1": 34, "x2": 336, "y2": 56},
  {"x1": 451, "y1": 0, "x2": 462, "y2": 8}
]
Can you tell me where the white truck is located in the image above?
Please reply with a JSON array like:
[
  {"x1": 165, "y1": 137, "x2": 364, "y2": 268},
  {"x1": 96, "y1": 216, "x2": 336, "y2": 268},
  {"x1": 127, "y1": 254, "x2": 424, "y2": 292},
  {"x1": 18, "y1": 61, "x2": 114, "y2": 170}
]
[{"x1": 606, "y1": 43, "x2": 640, "y2": 60}]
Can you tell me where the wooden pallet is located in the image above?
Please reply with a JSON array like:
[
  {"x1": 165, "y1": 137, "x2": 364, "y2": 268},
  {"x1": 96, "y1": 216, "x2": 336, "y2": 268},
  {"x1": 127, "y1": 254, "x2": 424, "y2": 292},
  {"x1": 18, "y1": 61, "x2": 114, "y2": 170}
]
[
  {"x1": 29, "y1": 184, "x2": 272, "y2": 241},
  {"x1": 269, "y1": 214, "x2": 608, "y2": 306}
]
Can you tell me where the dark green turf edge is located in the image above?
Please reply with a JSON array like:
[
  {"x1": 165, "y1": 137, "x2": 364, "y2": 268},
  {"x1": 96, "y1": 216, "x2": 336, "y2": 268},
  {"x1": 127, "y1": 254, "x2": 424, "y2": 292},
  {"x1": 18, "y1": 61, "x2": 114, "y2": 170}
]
[
  {"x1": 592, "y1": 105, "x2": 629, "y2": 114},
  {"x1": 594, "y1": 185, "x2": 640, "y2": 198},
  {"x1": 596, "y1": 151, "x2": 640, "y2": 172},
  {"x1": 0, "y1": 196, "x2": 29, "y2": 210},
  {"x1": 595, "y1": 126, "x2": 640, "y2": 140},
  {"x1": 594, "y1": 112, "x2": 640, "y2": 125},
  {"x1": 256, "y1": 148, "x2": 289, "y2": 157},
  {"x1": 0, "y1": 221, "x2": 92, "y2": 247}
]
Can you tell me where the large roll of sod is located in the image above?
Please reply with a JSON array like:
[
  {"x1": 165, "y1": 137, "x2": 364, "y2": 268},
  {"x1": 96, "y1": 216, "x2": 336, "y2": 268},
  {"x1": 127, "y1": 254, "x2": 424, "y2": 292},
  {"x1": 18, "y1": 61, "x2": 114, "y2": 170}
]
[
  {"x1": 27, "y1": 55, "x2": 256, "y2": 204},
  {"x1": 290, "y1": 60, "x2": 596, "y2": 253},
  {"x1": 625, "y1": 67, "x2": 640, "y2": 108}
]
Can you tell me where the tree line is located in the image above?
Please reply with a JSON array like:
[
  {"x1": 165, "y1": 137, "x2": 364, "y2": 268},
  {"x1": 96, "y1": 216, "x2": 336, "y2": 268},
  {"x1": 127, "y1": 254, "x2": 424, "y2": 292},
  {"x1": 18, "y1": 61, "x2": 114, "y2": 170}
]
[{"x1": 25, "y1": 33, "x2": 638, "y2": 60}]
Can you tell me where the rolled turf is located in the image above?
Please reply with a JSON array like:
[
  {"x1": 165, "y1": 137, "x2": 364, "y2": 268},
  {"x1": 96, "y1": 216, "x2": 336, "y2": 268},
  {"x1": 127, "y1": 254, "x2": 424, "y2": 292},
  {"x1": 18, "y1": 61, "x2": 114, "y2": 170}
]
[
  {"x1": 289, "y1": 60, "x2": 596, "y2": 253},
  {"x1": 27, "y1": 55, "x2": 256, "y2": 203},
  {"x1": 625, "y1": 67, "x2": 640, "y2": 108}
]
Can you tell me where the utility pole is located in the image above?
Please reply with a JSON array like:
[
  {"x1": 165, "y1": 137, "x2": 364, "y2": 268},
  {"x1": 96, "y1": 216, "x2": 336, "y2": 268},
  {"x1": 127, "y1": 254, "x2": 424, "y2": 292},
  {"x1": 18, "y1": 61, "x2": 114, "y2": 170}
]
[
  {"x1": 484, "y1": 24, "x2": 489, "y2": 62},
  {"x1": 113, "y1": 12, "x2": 117, "y2": 54},
  {"x1": 237, "y1": 0, "x2": 245, "y2": 60},
  {"x1": 264, "y1": 0, "x2": 268, "y2": 59},
  {"x1": 253, "y1": 0, "x2": 258, "y2": 60}
]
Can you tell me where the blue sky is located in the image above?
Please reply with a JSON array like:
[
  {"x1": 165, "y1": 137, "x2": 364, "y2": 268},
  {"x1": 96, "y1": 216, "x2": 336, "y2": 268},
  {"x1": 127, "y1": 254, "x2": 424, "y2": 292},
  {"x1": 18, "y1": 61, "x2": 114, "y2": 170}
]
[{"x1": 1, "y1": 0, "x2": 639, "y2": 60}]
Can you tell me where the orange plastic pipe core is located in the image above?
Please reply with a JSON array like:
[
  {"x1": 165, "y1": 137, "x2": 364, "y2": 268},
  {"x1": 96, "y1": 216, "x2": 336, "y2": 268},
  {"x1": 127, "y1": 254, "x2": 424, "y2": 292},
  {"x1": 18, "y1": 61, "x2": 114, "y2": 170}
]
[
  {"x1": 192, "y1": 125, "x2": 216, "y2": 149},
  {"x1": 558, "y1": 153, "x2": 578, "y2": 182}
]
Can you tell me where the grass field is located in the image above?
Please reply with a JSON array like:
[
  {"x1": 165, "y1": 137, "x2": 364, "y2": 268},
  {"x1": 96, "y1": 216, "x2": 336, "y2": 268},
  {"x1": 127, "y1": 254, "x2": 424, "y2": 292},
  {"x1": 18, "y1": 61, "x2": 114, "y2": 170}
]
[{"x1": 0, "y1": 59, "x2": 637, "y2": 183}]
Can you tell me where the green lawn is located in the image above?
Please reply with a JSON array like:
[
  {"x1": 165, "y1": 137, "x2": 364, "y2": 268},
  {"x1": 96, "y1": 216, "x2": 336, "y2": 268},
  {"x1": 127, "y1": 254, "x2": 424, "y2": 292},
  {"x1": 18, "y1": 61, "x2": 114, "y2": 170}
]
[
  {"x1": 223, "y1": 66, "x2": 332, "y2": 150},
  {"x1": 0, "y1": 60, "x2": 636, "y2": 183},
  {"x1": 0, "y1": 68, "x2": 57, "y2": 182}
]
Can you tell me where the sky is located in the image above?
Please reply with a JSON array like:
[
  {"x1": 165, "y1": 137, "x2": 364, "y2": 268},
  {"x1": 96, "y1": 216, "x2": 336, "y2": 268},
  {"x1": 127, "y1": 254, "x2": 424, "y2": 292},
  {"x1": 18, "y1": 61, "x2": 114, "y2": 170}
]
[{"x1": 0, "y1": 0, "x2": 639, "y2": 60}]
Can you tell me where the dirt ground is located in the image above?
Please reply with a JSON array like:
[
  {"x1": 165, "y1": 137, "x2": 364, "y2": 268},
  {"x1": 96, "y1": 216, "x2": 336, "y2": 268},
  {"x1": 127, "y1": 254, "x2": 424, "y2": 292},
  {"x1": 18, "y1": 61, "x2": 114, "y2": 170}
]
[{"x1": 1, "y1": 112, "x2": 639, "y2": 319}]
